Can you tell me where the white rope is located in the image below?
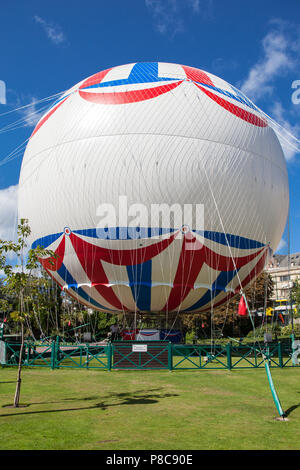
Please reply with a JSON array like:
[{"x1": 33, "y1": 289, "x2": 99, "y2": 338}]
[
  {"x1": 230, "y1": 85, "x2": 300, "y2": 156},
  {"x1": 0, "y1": 91, "x2": 65, "y2": 118}
]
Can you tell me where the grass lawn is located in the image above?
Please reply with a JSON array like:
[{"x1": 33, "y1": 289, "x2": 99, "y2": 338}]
[{"x1": 0, "y1": 366, "x2": 299, "y2": 450}]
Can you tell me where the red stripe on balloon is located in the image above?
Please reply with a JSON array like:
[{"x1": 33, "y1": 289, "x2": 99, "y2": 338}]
[
  {"x1": 43, "y1": 266, "x2": 64, "y2": 289},
  {"x1": 69, "y1": 234, "x2": 128, "y2": 310},
  {"x1": 79, "y1": 68, "x2": 113, "y2": 89},
  {"x1": 93, "y1": 284, "x2": 129, "y2": 311},
  {"x1": 203, "y1": 245, "x2": 265, "y2": 271},
  {"x1": 163, "y1": 233, "x2": 265, "y2": 312},
  {"x1": 236, "y1": 249, "x2": 268, "y2": 292},
  {"x1": 31, "y1": 96, "x2": 69, "y2": 138},
  {"x1": 38, "y1": 236, "x2": 66, "y2": 271},
  {"x1": 68, "y1": 232, "x2": 177, "y2": 310},
  {"x1": 181, "y1": 65, "x2": 214, "y2": 86},
  {"x1": 78, "y1": 81, "x2": 183, "y2": 105},
  {"x1": 195, "y1": 84, "x2": 268, "y2": 127},
  {"x1": 46, "y1": 266, "x2": 125, "y2": 311},
  {"x1": 69, "y1": 231, "x2": 178, "y2": 266},
  {"x1": 69, "y1": 231, "x2": 179, "y2": 311},
  {"x1": 197, "y1": 249, "x2": 268, "y2": 312},
  {"x1": 163, "y1": 232, "x2": 205, "y2": 312}
]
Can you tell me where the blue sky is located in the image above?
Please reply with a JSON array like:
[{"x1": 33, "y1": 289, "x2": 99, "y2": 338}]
[{"x1": 0, "y1": 0, "x2": 300, "y2": 253}]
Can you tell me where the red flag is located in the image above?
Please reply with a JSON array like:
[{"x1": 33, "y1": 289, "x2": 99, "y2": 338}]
[
  {"x1": 3, "y1": 318, "x2": 7, "y2": 323},
  {"x1": 278, "y1": 313, "x2": 284, "y2": 324},
  {"x1": 68, "y1": 320, "x2": 71, "y2": 327},
  {"x1": 238, "y1": 296, "x2": 247, "y2": 316}
]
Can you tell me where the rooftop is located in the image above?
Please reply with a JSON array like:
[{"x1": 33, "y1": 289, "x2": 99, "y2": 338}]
[{"x1": 267, "y1": 252, "x2": 300, "y2": 269}]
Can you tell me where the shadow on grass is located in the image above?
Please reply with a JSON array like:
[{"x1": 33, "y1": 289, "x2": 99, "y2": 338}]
[
  {"x1": 2, "y1": 388, "x2": 164, "y2": 407},
  {"x1": 29, "y1": 396, "x2": 101, "y2": 406},
  {"x1": 101, "y1": 388, "x2": 164, "y2": 399},
  {"x1": 284, "y1": 402, "x2": 300, "y2": 417},
  {"x1": 0, "y1": 389, "x2": 179, "y2": 417}
]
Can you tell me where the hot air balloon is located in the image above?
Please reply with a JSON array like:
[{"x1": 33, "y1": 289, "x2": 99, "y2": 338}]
[{"x1": 18, "y1": 62, "x2": 289, "y2": 314}]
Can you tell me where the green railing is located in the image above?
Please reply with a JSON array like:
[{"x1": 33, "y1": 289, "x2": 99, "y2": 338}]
[
  {"x1": 0, "y1": 339, "x2": 108, "y2": 370},
  {"x1": 111, "y1": 342, "x2": 170, "y2": 370},
  {"x1": 0, "y1": 338, "x2": 295, "y2": 371}
]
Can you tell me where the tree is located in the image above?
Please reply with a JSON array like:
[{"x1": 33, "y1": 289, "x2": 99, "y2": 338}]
[
  {"x1": 291, "y1": 279, "x2": 300, "y2": 318},
  {"x1": 188, "y1": 271, "x2": 275, "y2": 339},
  {"x1": 0, "y1": 219, "x2": 55, "y2": 407}
]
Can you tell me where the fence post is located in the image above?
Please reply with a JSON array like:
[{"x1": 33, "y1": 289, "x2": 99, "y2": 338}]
[
  {"x1": 266, "y1": 345, "x2": 271, "y2": 367},
  {"x1": 86, "y1": 345, "x2": 89, "y2": 369},
  {"x1": 51, "y1": 336, "x2": 60, "y2": 370},
  {"x1": 25, "y1": 342, "x2": 30, "y2": 366},
  {"x1": 168, "y1": 342, "x2": 173, "y2": 371},
  {"x1": 278, "y1": 341, "x2": 283, "y2": 368},
  {"x1": 51, "y1": 340, "x2": 56, "y2": 370},
  {"x1": 56, "y1": 336, "x2": 61, "y2": 369},
  {"x1": 107, "y1": 342, "x2": 112, "y2": 371},
  {"x1": 226, "y1": 342, "x2": 232, "y2": 370}
]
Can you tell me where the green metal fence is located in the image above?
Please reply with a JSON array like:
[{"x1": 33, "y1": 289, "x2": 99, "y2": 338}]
[
  {"x1": 0, "y1": 338, "x2": 295, "y2": 371},
  {"x1": 171, "y1": 341, "x2": 293, "y2": 370},
  {"x1": 111, "y1": 341, "x2": 170, "y2": 369}
]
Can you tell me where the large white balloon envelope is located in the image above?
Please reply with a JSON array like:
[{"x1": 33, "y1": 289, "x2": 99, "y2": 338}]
[{"x1": 18, "y1": 62, "x2": 289, "y2": 313}]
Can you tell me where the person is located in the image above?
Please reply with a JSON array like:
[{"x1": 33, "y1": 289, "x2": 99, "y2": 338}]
[{"x1": 110, "y1": 323, "x2": 119, "y2": 341}]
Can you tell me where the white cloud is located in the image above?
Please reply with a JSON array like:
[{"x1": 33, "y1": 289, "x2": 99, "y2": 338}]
[
  {"x1": 145, "y1": 0, "x2": 184, "y2": 36},
  {"x1": 275, "y1": 237, "x2": 287, "y2": 252},
  {"x1": 240, "y1": 29, "x2": 295, "y2": 101},
  {"x1": 145, "y1": 0, "x2": 212, "y2": 36},
  {"x1": 239, "y1": 22, "x2": 300, "y2": 162},
  {"x1": 0, "y1": 185, "x2": 34, "y2": 268},
  {"x1": 0, "y1": 184, "x2": 18, "y2": 242},
  {"x1": 34, "y1": 15, "x2": 67, "y2": 45},
  {"x1": 20, "y1": 97, "x2": 45, "y2": 128},
  {"x1": 0, "y1": 265, "x2": 22, "y2": 276},
  {"x1": 1, "y1": 91, "x2": 51, "y2": 134},
  {"x1": 269, "y1": 101, "x2": 300, "y2": 161},
  {"x1": 0, "y1": 263, "x2": 40, "y2": 277},
  {"x1": 186, "y1": 0, "x2": 200, "y2": 13}
]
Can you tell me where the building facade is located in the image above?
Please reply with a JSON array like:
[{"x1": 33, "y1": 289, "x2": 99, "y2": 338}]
[{"x1": 266, "y1": 252, "x2": 300, "y2": 300}]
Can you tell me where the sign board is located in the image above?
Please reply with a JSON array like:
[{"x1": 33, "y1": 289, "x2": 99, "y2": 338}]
[
  {"x1": 136, "y1": 329, "x2": 160, "y2": 341},
  {"x1": 264, "y1": 333, "x2": 272, "y2": 343},
  {"x1": 0, "y1": 341, "x2": 5, "y2": 364},
  {"x1": 132, "y1": 344, "x2": 147, "y2": 352},
  {"x1": 83, "y1": 332, "x2": 92, "y2": 342},
  {"x1": 292, "y1": 340, "x2": 300, "y2": 366}
]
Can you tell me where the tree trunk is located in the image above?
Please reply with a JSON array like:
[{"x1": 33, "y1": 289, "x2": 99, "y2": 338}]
[{"x1": 14, "y1": 321, "x2": 24, "y2": 407}]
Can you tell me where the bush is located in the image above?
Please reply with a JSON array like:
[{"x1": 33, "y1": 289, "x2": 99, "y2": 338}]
[
  {"x1": 185, "y1": 330, "x2": 196, "y2": 343},
  {"x1": 246, "y1": 323, "x2": 300, "y2": 340},
  {"x1": 281, "y1": 324, "x2": 300, "y2": 337},
  {"x1": 246, "y1": 323, "x2": 281, "y2": 339}
]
